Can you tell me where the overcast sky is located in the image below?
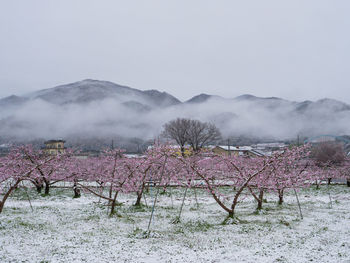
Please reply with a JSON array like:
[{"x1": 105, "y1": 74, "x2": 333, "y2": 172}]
[{"x1": 1, "y1": 0, "x2": 350, "y2": 102}]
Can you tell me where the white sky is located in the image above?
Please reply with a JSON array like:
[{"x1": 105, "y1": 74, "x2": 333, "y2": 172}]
[{"x1": 0, "y1": 0, "x2": 350, "y2": 102}]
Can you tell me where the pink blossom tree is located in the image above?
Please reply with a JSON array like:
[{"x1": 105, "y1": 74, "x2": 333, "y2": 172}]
[
  {"x1": 74, "y1": 149, "x2": 132, "y2": 215},
  {"x1": 263, "y1": 145, "x2": 315, "y2": 205},
  {"x1": 177, "y1": 152, "x2": 272, "y2": 221},
  {"x1": 27, "y1": 148, "x2": 75, "y2": 195},
  {"x1": 0, "y1": 145, "x2": 54, "y2": 213}
]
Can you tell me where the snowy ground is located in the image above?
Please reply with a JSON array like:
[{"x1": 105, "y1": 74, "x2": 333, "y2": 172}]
[{"x1": 0, "y1": 185, "x2": 350, "y2": 263}]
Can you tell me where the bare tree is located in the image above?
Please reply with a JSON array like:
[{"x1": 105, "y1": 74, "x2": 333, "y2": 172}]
[
  {"x1": 186, "y1": 120, "x2": 221, "y2": 152},
  {"x1": 312, "y1": 142, "x2": 346, "y2": 184},
  {"x1": 161, "y1": 118, "x2": 221, "y2": 154},
  {"x1": 162, "y1": 118, "x2": 191, "y2": 155}
]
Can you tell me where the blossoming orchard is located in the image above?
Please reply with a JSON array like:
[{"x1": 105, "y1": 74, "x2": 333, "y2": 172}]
[
  {"x1": 1, "y1": 144, "x2": 350, "y2": 262},
  {"x1": 1, "y1": 144, "x2": 349, "y2": 215}
]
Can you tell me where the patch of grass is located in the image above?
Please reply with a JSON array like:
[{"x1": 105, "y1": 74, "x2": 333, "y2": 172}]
[
  {"x1": 128, "y1": 227, "x2": 143, "y2": 238},
  {"x1": 84, "y1": 214, "x2": 101, "y2": 221},
  {"x1": 128, "y1": 204, "x2": 148, "y2": 212},
  {"x1": 161, "y1": 205, "x2": 176, "y2": 210},
  {"x1": 16, "y1": 221, "x2": 46, "y2": 230},
  {"x1": 189, "y1": 206, "x2": 199, "y2": 211},
  {"x1": 159, "y1": 190, "x2": 171, "y2": 196},
  {"x1": 109, "y1": 211, "x2": 123, "y2": 218},
  {"x1": 183, "y1": 220, "x2": 214, "y2": 232},
  {"x1": 279, "y1": 219, "x2": 290, "y2": 227},
  {"x1": 173, "y1": 226, "x2": 185, "y2": 234}
]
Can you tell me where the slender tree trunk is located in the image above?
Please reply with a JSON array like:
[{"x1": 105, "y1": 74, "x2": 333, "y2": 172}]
[
  {"x1": 327, "y1": 178, "x2": 332, "y2": 185},
  {"x1": 135, "y1": 183, "x2": 145, "y2": 206},
  {"x1": 257, "y1": 189, "x2": 264, "y2": 210},
  {"x1": 315, "y1": 180, "x2": 320, "y2": 190},
  {"x1": 180, "y1": 146, "x2": 185, "y2": 157},
  {"x1": 36, "y1": 184, "x2": 43, "y2": 193},
  {"x1": 135, "y1": 192, "x2": 143, "y2": 207},
  {"x1": 110, "y1": 191, "x2": 119, "y2": 216},
  {"x1": 110, "y1": 199, "x2": 116, "y2": 215},
  {"x1": 31, "y1": 179, "x2": 43, "y2": 193},
  {"x1": 228, "y1": 211, "x2": 234, "y2": 219},
  {"x1": 0, "y1": 180, "x2": 21, "y2": 213},
  {"x1": 44, "y1": 182, "x2": 50, "y2": 195},
  {"x1": 230, "y1": 184, "x2": 248, "y2": 216},
  {"x1": 278, "y1": 189, "x2": 284, "y2": 205},
  {"x1": 248, "y1": 187, "x2": 264, "y2": 210},
  {"x1": 0, "y1": 201, "x2": 4, "y2": 214},
  {"x1": 347, "y1": 180, "x2": 350, "y2": 187},
  {"x1": 73, "y1": 182, "x2": 81, "y2": 198}
]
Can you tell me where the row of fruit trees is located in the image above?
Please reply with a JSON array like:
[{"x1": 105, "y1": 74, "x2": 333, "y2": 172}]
[{"x1": 1, "y1": 144, "x2": 349, "y2": 223}]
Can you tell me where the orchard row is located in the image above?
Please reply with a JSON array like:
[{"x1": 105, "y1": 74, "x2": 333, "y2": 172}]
[{"x1": 1, "y1": 144, "x2": 349, "y2": 219}]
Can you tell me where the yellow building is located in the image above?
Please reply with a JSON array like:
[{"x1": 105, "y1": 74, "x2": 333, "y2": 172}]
[{"x1": 43, "y1": 139, "x2": 66, "y2": 155}]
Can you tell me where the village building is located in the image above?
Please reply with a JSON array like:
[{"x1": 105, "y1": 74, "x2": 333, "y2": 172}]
[
  {"x1": 251, "y1": 142, "x2": 287, "y2": 156},
  {"x1": 211, "y1": 145, "x2": 265, "y2": 157},
  {"x1": 43, "y1": 139, "x2": 66, "y2": 155}
]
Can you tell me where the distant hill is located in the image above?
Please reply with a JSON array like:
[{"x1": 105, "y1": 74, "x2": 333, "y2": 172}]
[
  {"x1": 21, "y1": 79, "x2": 181, "y2": 108},
  {"x1": 0, "y1": 79, "x2": 350, "y2": 143}
]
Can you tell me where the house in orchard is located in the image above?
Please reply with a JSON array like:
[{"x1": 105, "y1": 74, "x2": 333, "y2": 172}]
[
  {"x1": 211, "y1": 145, "x2": 265, "y2": 157},
  {"x1": 43, "y1": 139, "x2": 66, "y2": 155}
]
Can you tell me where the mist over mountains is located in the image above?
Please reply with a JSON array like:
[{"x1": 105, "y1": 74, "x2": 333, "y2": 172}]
[{"x1": 1, "y1": 79, "x2": 350, "y2": 146}]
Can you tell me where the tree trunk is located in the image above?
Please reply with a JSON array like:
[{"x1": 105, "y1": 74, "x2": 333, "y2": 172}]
[
  {"x1": 0, "y1": 180, "x2": 21, "y2": 213},
  {"x1": 230, "y1": 184, "x2": 248, "y2": 215},
  {"x1": 110, "y1": 192, "x2": 119, "y2": 216},
  {"x1": 36, "y1": 184, "x2": 43, "y2": 193},
  {"x1": 327, "y1": 178, "x2": 332, "y2": 185},
  {"x1": 228, "y1": 211, "x2": 234, "y2": 218},
  {"x1": 73, "y1": 182, "x2": 81, "y2": 198},
  {"x1": 315, "y1": 180, "x2": 320, "y2": 190},
  {"x1": 0, "y1": 201, "x2": 4, "y2": 214},
  {"x1": 110, "y1": 199, "x2": 116, "y2": 215},
  {"x1": 135, "y1": 183, "x2": 145, "y2": 206},
  {"x1": 135, "y1": 192, "x2": 142, "y2": 206},
  {"x1": 248, "y1": 187, "x2": 264, "y2": 210},
  {"x1": 257, "y1": 189, "x2": 264, "y2": 210},
  {"x1": 44, "y1": 182, "x2": 50, "y2": 195},
  {"x1": 180, "y1": 146, "x2": 185, "y2": 157},
  {"x1": 278, "y1": 189, "x2": 284, "y2": 205},
  {"x1": 231, "y1": 200, "x2": 238, "y2": 216},
  {"x1": 347, "y1": 180, "x2": 350, "y2": 187}
]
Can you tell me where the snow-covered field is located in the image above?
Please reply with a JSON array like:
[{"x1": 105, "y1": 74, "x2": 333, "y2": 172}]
[{"x1": 1, "y1": 186, "x2": 350, "y2": 263}]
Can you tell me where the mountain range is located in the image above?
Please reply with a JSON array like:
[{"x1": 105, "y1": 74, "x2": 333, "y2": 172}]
[{"x1": 0, "y1": 79, "x2": 349, "y2": 144}]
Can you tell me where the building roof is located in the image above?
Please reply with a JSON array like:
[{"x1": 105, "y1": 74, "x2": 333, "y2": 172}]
[
  {"x1": 214, "y1": 145, "x2": 253, "y2": 151},
  {"x1": 44, "y1": 139, "x2": 66, "y2": 144},
  {"x1": 213, "y1": 146, "x2": 265, "y2": 157},
  {"x1": 252, "y1": 143, "x2": 287, "y2": 149}
]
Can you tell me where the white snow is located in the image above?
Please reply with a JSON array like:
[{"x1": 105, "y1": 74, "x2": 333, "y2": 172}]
[{"x1": 0, "y1": 186, "x2": 349, "y2": 263}]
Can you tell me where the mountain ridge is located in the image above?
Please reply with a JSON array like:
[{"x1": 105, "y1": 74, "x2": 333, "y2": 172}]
[
  {"x1": 2, "y1": 79, "x2": 349, "y2": 108},
  {"x1": 0, "y1": 79, "x2": 349, "y2": 141}
]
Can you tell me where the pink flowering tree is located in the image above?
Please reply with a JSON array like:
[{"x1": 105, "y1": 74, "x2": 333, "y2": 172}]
[
  {"x1": 27, "y1": 148, "x2": 75, "y2": 195},
  {"x1": 74, "y1": 149, "x2": 133, "y2": 215},
  {"x1": 0, "y1": 145, "x2": 54, "y2": 213},
  {"x1": 122, "y1": 157, "x2": 152, "y2": 207},
  {"x1": 262, "y1": 145, "x2": 315, "y2": 205},
  {"x1": 177, "y1": 152, "x2": 272, "y2": 221},
  {"x1": 312, "y1": 157, "x2": 350, "y2": 188}
]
